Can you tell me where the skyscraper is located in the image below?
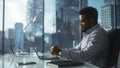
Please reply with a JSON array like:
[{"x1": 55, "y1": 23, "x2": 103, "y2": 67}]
[
  {"x1": 26, "y1": 0, "x2": 44, "y2": 36},
  {"x1": 52, "y1": 0, "x2": 88, "y2": 48},
  {"x1": 15, "y1": 23, "x2": 24, "y2": 51},
  {"x1": 101, "y1": 4, "x2": 114, "y2": 30},
  {"x1": 104, "y1": 0, "x2": 114, "y2": 4},
  {"x1": 56, "y1": 0, "x2": 88, "y2": 40},
  {"x1": 102, "y1": 0, "x2": 120, "y2": 29},
  {"x1": 5, "y1": 29, "x2": 15, "y2": 39},
  {"x1": 5, "y1": 29, "x2": 15, "y2": 53}
]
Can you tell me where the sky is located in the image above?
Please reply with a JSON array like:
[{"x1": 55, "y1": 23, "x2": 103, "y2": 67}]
[
  {"x1": 0, "y1": 0, "x2": 28, "y2": 31},
  {"x1": 0, "y1": 0, "x2": 56, "y2": 33},
  {"x1": 0, "y1": 0, "x2": 104, "y2": 32},
  {"x1": 88, "y1": 0, "x2": 104, "y2": 24}
]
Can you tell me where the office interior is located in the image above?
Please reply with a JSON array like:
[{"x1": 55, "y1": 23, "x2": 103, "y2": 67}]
[{"x1": 0, "y1": 0, "x2": 120, "y2": 68}]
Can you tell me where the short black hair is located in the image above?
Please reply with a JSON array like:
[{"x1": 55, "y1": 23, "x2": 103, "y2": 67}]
[{"x1": 79, "y1": 7, "x2": 98, "y2": 22}]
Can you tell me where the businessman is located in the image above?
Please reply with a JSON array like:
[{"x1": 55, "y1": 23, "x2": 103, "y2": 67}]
[{"x1": 50, "y1": 7, "x2": 109, "y2": 67}]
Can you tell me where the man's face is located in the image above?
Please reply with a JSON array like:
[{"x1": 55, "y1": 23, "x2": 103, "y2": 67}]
[{"x1": 79, "y1": 15, "x2": 91, "y2": 32}]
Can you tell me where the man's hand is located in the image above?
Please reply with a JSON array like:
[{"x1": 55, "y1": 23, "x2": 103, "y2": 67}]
[{"x1": 50, "y1": 45, "x2": 61, "y2": 55}]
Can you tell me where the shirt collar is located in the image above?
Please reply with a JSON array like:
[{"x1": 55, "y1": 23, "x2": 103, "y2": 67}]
[{"x1": 83, "y1": 24, "x2": 100, "y2": 35}]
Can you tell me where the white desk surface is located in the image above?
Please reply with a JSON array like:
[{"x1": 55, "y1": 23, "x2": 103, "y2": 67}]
[{"x1": 0, "y1": 54, "x2": 99, "y2": 68}]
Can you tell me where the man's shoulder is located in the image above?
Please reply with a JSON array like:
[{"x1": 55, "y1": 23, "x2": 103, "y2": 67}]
[{"x1": 90, "y1": 27, "x2": 107, "y2": 37}]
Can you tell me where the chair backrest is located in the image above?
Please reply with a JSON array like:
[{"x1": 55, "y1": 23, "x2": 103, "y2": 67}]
[{"x1": 107, "y1": 29, "x2": 120, "y2": 67}]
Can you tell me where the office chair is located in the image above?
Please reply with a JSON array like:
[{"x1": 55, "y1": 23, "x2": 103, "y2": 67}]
[{"x1": 107, "y1": 29, "x2": 120, "y2": 68}]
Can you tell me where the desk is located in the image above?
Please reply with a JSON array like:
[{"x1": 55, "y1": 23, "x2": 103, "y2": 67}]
[
  {"x1": 0, "y1": 54, "x2": 99, "y2": 68},
  {"x1": 43, "y1": 57, "x2": 99, "y2": 68}
]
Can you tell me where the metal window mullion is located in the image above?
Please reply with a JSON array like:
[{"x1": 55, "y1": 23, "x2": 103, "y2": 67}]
[
  {"x1": 114, "y1": 0, "x2": 117, "y2": 29},
  {"x1": 42, "y1": 0, "x2": 44, "y2": 54},
  {"x1": 2, "y1": 0, "x2": 5, "y2": 68}
]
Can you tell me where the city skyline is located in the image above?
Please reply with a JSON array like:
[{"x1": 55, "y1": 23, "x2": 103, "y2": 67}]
[{"x1": 1, "y1": 0, "x2": 114, "y2": 33}]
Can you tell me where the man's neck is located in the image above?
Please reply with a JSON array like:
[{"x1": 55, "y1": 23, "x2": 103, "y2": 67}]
[{"x1": 82, "y1": 23, "x2": 98, "y2": 33}]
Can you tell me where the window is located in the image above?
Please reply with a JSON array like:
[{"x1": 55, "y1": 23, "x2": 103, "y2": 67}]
[
  {"x1": 0, "y1": 0, "x2": 120, "y2": 68},
  {"x1": 0, "y1": 0, "x2": 3, "y2": 54},
  {"x1": 44, "y1": 0, "x2": 81, "y2": 56}
]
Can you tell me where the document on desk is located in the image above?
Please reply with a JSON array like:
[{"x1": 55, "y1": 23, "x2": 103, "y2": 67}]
[{"x1": 47, "y1": 60, "x2": 84, "y2": 68}]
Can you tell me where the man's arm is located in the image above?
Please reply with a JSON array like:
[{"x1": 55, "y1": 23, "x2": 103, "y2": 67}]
[
  {"x1": 50, "y1": 45, "x2": 61, "y2": 55},
  {"x1": 50, "y1": 29, "x2": 109, "y2": 62},
  {"x1": 59, "y1": 29, "x2": 109, "y2": 62}
]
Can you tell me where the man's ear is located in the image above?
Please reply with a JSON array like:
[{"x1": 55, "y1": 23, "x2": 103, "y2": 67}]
[
  {"x1": 89, "y1": 18, "x2": 96, "y2": 27},
  {"x1": 90, "y1": 18, "x2": 94, "y2": 22},
  {"x1": 91, "y1": 18, "x2": 96, "y2": 24}
]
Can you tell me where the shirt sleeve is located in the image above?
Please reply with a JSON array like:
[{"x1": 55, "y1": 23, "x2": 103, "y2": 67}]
[{"x1": 60, "y1": 28, "x2": 109, "y2": 62}]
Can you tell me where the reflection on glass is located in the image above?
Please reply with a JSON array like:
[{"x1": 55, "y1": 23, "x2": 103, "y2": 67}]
[
  {"x1": 44, "y1": 0, "x2": 85, "y2": 57},
  {"x1": 0, "y1": 0, "x2": 3, "y2": 55},
  {"x1": 0, "y1": 0, "x2": 120, "y2": 68},
  {"x1": 88, "y1": 0, "x2": 120, "y2": 30}
]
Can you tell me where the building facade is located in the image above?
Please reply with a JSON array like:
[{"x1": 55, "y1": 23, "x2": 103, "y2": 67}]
[
  {"x1": 52, "y1": 0, "x2": 88, "y2": 48},
  {"x1": 15, "y1": 23, "x2": 24, "y2": 51},
  {"x1": 5, "y1": 29, "x2": 15, "y2": 53},
  {"x1": 101, "y1": 4, "x2": 114, "y2": 30},
  {"x1": 26, "y1": 0, "x2": 44, "y2": 36},
  {"x1": 102, "y1": 0, "x2": 120, "y2": 29},
  {"x1": 56, "y1": 0, "x2": 88, "y2": 42}
]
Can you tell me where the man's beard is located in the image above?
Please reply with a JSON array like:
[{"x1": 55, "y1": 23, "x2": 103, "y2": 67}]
[{"x1": 81, "y1": 28, "x2": 85, "y2": 32}]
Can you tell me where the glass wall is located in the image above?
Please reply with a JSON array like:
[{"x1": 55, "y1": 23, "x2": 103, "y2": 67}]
[
  {"x1": 0, "y1": 0, "x2": 3, "y2": 53},
  {"x1": 86, "y1": 0, "x2": 120, "y2": 30},
  {"x1": 87, "y1": 0, "x2": 112, "y2": 31},
  {"x1": 44, "y1": 0, "x2": 83, "y2": 57},
  {"x1": 0, "y1": 0, "x2": 44, "y2": 68},
  {"x1": 0, "y1": 0, "x2": 3, "y2": 68},
  {"x1": 0, "y1": 0, "x2": 120, "y2": 68}
]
